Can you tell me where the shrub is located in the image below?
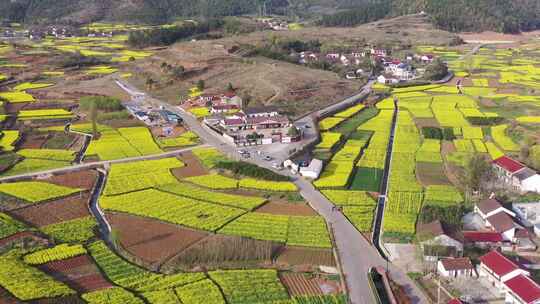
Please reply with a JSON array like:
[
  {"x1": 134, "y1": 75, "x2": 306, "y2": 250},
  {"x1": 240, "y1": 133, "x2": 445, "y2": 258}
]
[
  {"x1": 421, "y1": 127, "x2": 442, "y2": 140},
  {"x1": 215, "y1": 161, "x2": 289, "y2": 181}
]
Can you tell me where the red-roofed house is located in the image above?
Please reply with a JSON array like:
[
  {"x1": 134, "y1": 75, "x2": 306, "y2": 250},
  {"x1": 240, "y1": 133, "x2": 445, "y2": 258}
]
[
  {"x1": 504, "y1": 274, "x2": 540, "y2": 304},
  {"x1": 463, "y1": 231, "x2": 503, "y2": 248},
  {"x1": 493, "y1": 156, "x2": 540, "y2": 193},
  {"x1": 494, "y1": 156, "x2": 525, "y2": 175},
  {"x1": 447, "y1": 299, "x2": 463, "y2": 304},
  {"x1": 479, "y1": 250, "x2": 529, "y2": 290}
]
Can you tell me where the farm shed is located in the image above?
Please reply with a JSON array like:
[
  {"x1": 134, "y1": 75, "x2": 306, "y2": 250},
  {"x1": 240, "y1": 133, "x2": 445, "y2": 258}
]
[{"x1": 300, "y1": 159, "x2": 323, "y2": 179}]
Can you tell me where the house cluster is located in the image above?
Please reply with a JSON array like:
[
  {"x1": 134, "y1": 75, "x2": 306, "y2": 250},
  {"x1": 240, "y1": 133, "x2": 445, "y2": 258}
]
[
  {"x1": 297, "y1": 47, "x2": 435, "y2": 82},
  {"x1": 477, "y1": 250, "x2": 540, "y2": 304},
  {"x1": 492, "y1": 156, "x2": 540, "y2": 194},
  {"x1": 419, "y1": 196, "x2": 540, "y2": 303},
  {"x1": 257, "y1": 18, "x2": 290, "y2": 31},
  {"x1": 298, "y1": 47, "x2": 388, "y2": 67},
  {"x1": 203, "y1": 103, "x2": 297, "y2": 146},
  {"x1": 126, "y1": 104, "x2": 182, "y2": 127},
  {"x1": 27, "y1": 26, "x2": 78, "y2": 40}
]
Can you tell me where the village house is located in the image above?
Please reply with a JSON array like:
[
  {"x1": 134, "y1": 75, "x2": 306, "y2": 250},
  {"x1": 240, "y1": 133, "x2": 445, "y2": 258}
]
[
  {"x1": 421, "y1": 54, "x2": 434, "y2": 63},
  {"x1": 493, "y1": 156, "x2": 540, "y2": 193},
  {"x1": 210, "y1": 104, "x2": 239, "y2": 114},
  {"x1": 208, "y1": 106, "x2": 294, "y2": 146},
  {"x1": 478, "y1": 250, "x2": 529, "y2": 290},
  {"x1": 299, "y1": 159, "x2": 323, "y2": 179},
  {"x1": 371, "y1": 48, "x2": 387, "y2": 57},
  {"x1": 299, "y1": 51, "x2": 319, "y2": 64},
  {"x1": 478, "y1": 250, "x2": 540, "y2": 303},
  {"x1": 377, "y1": 75, "x2": 399, "y2": 85},
  {"x1": 437, "y1": 257, "x2": 474, "y2": 278},
  {"x1": 463, "y1": 231, "x2": 504, "y2": 249},
  {"x1": 384, "y1": 61, "x2": 415, "y2": 80},
  {"x1": 417, "y1": 220, "x2": 463, "y2": 261},
  {"x1": 503, "y1": 274, "x2": 540, "y2": 304},
  {"x1": 474, "y1": 198, "x2": 518, "y2": 241},
  {"x1": 243, "y1": 106, "x2": 279, "y2": 118}
]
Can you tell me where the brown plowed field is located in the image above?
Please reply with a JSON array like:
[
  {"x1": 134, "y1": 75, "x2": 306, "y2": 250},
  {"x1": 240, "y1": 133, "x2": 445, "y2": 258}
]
[
  {"x1": 281, "y1": 273, "x2": 323, "y2": 296},
  {"x1": 11, "y1": 193, "x2": 90, "y2": 227},
  {"x1": 47, "y1": 170, "x2": 98, "y2": 190},
  {"x1": 255, "y1": 202, "x2": 317, "y2": 216},
  {"x1": 40, "y1": 255, "x2": 112, "y2": 293},
  {"x1": 276, "y1": 247, "x2": 336, "y2": 267},
  {"x1": 19, "y1": 133, "x2": 49, "y2": 149},
  {"x1": 172, "y1": 152, "x2": 208, "y2": 178},
  {"x1": 0, "y1": 286, "x2": 19, "y2": 304},
  {"x1": 106, "y1": 212, "x2": 209, "y2": 265}
]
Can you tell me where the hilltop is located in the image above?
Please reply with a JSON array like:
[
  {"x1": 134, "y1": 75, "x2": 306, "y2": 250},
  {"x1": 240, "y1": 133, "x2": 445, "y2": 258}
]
[{"x1": 1, "y1": 0, "x2": 539, "y2": 34}]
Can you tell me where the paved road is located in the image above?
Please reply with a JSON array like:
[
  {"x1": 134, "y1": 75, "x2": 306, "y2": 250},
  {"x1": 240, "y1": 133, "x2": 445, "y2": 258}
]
[{"x1": 0, "y1": 145, "x2": 207, "y2": 183}]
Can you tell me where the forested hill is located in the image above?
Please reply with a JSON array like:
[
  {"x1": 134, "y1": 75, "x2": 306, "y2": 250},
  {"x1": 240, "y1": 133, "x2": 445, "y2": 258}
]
[
  {"x1": 0, "y1": 0, "x2": 283, "y2": 24},
  {"x1": 390, "y1": 0, "x2": 540, "y2": 33},
  {"x1": 1, "y1": 0, "x2": 539, "y2": 34}
]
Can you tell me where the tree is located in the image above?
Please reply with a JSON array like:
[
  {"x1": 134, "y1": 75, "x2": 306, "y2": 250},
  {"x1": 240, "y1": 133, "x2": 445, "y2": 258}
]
[
  {"x1": 529, "y1": 145, "x2": 540, "y2": 170},
  {"x1": 90, "y1": 101, "x2": 98, "y2": 138},
  {"x1": 145, "y1": 77, "x2": 156, "y2": 91},
  {"x1": 423, "y1": 58, "x2": 448, "y2": 81},
  {"x1": 197, "y1": 79, "x2": 205, "y2": 91},
  {"x1": 171, "y1": 66, "x2": 185, "y2": 79},
  {"x1": 463, "y1": 154, "x2": 495, "y2": 195},
  {"x1": 287, "y1": 126, "x2": 300, "y2": 137},
  {"x1": 226, "y1": 82, "x2": 234, "y2": 91}
]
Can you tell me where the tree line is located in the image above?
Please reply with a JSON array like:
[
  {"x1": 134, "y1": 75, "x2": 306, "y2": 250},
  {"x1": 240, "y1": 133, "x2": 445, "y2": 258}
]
[
  {"x1": 318, "y1": 0, "x2": 540, "y2": 33},
  {"x1": 127, "y1": 20, "x2": 223, "y2": 48}
]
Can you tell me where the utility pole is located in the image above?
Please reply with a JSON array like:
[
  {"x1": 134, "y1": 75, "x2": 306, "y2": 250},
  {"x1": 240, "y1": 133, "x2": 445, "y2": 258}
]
[{"x1": 437, "y1": 276, "x2": 441, "y2": 304}]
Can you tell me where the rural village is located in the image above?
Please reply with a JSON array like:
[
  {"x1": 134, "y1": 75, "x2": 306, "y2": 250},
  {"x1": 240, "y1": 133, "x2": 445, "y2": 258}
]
[{"x1": 0, "y1": 5, "x2": 539, "y2": 304}]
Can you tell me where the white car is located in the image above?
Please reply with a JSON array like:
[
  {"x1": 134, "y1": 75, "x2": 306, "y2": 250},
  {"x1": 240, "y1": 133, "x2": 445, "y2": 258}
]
[{"x1": 271, "y1": 162, "x2": 283, "y2": 170}]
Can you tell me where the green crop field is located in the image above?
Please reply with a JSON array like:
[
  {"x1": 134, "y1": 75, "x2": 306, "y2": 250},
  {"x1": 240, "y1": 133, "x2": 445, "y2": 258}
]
[
  {"x1": 219, "y1": 213, "x2": 332, "y2": 248},
  {"x1": 41, "y1": 216, "x2": 97, "y2": 243},
  {"x1": 103, "y1": 158, "x2": 183, "y2": 195},
  {"x1": 23, "y1": 244, "x2": 86, "y2": 265},
  {"x1": 159, "y1": 182, "x2": 266, "y2": 210},
  {"x1": 88, "y1": 241, "x2": 205, "y2": 292},
  {"x1": 100, "y1": 189, "x2": 245, "y2": 232},
  {"x1": 0, "y1": 212, "x2": 28, "y2": 239},
  {"x1": 0, "y1": 251, "x2": 75, "y2": 300},
  {"x1": 184, "y1": 173, "x2": 239, "y2": 190},
  {"x1": 239, "y1": 178, "x2": 297, "y2": 192},
  {"x1": 208, "y1": 270, "x2": 289, "y2": 304},
  {"x1": 82, "y1": 287, "x2": 144, "y2": 304},
  {"x1": 0, "y1": 181, "x2": 81, "y2": 203},
  {"x1": 87, "y1": 127, "x2": 162, "y2": 160},
  {"x1": 349, "y1": 167, "x2": 382, "y2": 192}
]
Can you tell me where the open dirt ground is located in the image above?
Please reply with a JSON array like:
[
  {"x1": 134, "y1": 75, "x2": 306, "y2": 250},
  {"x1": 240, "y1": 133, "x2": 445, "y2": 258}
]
[
  {"x1": 47, "y1": 170, "x2": 98, "y2": 190},
  {"x1": 40, "y1": 255, "x2": 112, "y2": 293},
  {"x1": 11, "y1": 192, "x2": 91, "y2": 227},
  {"x1": 255, "y1": 201, "x2": 318, "y2": 216},
  {"x1": 171, "y1": 152, "x2": 208, "y2": 178},
  {"x1": 280, "y1": 273, "x2": 341, "y2": 296},
  {"x1": 106, "y1": 212, "x2": 209, "y2": 265},
  {"x1": 276, "y1": 246, "x2": 336, "y2": 267}
]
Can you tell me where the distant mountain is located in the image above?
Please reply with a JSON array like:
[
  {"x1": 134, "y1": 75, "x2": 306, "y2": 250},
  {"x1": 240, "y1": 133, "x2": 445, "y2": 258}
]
[
  {"x1": 390, "y1": 0, "x2": 540, "y2": 33},
  {"x1": 0, "y1": 0, "x2": 272, "y2": 24},
  {"x1": 1, "y1": 0, "x2": 539, "y2": 34}
]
